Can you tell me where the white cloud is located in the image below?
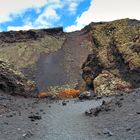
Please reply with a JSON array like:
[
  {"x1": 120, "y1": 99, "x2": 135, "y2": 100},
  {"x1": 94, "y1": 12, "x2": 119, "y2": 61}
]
[
  {"x1": 0, "y1": 0, "x2": 83, "y2": 23},
  {"x1": 3, "y1": 0, "x2": 87, "y2": 31},
  {"x1": 5, "y1": 0, "x2": 84, "y2": 31},
  {"x1": 65, "y1": 0, "x2": 140, "y2": 32},
  {"x1": 89, "y1": 0, "x2": 140, "y2": 22},
  {"x1": 35, "y1": 7, "x2": 60, "y2": 28},
  {"x1": 0, "y1": 0, "x2": 46, "y2": 23},
  {"x1": 7, "y1": 25, "x2": 34, "y2": 31},
  {"x1": 68, "y1": 2, "x2": 78, "y2": 14},
  {"x1": 65, "y1": 24, "x2": 83, "y2": 32},
  {"x1": 67, "y1": 0, "x2": 84, "y2": 14}
]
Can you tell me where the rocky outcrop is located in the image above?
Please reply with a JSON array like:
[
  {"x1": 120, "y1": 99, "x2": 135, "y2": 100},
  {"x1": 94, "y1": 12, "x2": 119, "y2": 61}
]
[
  {"x1": 0, "y1": 19, "x2": 140, "y2": 97},
  {"x1": 0, "y1": 60, "x2": 36, "y2": 96},
  {"x1": 0, "y1": 27, "x2": 63, "y2": 43},
  {"x1": 82, "y1": 19, "x2": 140, "y2": 96},
  {"x1": 0, "y1": 27, "x2": 65, "y2": 80},
  {"x1": 0, "y1": 28, "x2": 65, "y2": 96},
  {"x1": 93, "y1": 71, "x2": 131, "y2": 96}
]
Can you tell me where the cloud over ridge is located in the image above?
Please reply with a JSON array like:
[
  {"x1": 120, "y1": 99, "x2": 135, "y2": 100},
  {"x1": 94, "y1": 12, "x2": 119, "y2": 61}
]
[{"x1": 66, "y1": 0, "x2": 140, "y2": 32}]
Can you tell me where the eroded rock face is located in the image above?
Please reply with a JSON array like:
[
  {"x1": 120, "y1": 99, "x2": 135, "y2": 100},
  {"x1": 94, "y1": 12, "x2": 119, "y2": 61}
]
[
  {"x1": 0, "y1": 27, "x2": 65, "y2": 80},
  {"x1": 0, "y1": 19, "x2": 139, "y2": 97},
  {"x1": 82, "y1": 19, "x2": 140, "y2": 96},
  {"x1": 93, "y1": 71, "x2": 131, "y2": 96},
  {"x1": 0, "y1": 60, "x2": 36, "y2": 96}
]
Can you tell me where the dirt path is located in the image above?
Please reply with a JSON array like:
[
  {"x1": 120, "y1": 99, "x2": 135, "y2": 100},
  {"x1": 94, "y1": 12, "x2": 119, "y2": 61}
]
[
  {"x1": 31, "y1": 98, "x2": 111, "y2": 140},
  {"x1": 0, "y1": 91, "x2": 111, "y2": 140},
  {"x1": 36, "y1": 31, "x2": 91, "y2": 91},
  {"x1": 1, "y1": 90, "x2": 140, "y2": 140}
]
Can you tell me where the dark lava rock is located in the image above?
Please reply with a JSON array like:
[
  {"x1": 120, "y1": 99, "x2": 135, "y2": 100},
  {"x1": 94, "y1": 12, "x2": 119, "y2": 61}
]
[
  {"x1": 126, "y1": 128, "x2": 131, "y2": 131},
  {"x1": 28, "y1": 115, "x2": 42, "y2": 121},
  {"x1": 85, "y1": 107, "x2": 102, "y2": 117},
  {"x1": 48, "y1": 105, "x2": 51, "y2": 108},
  {"x1": 6, "y1": 114, "x2": 13, "y2": 118},
  {"x1": 85, "y1": 110, "x2": 93, "y2": 116},
  {"x1": 96, "y1": 96, "x2": 102, "y2": 100},
  {"x1": 81, "y1": 19, "x2": 140, "y2": 96},
  {"x1": 79, "y1": 91, "x2": 96, "y2": 100},
  {"x1": 40, "y1": 109, "x2": 44, "y2": 112},
  {"x1": 62, "y1": 101, "x2": 67, "y2": 106},
  {"x1": 103, "y1": 129, "x2": 114, "y2": 137},
  {"x1": 4, "y1": 122, "x2": 8, "y2": 125},
  {"x1": 0, "y1": 27, "x2": 63, "y2": 43},
  {"x1": 85, "y1": 100, "x2": 112, "y2": 117}
]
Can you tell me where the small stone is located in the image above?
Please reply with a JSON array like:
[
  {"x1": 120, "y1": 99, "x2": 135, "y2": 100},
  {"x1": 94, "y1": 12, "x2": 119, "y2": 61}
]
[
  {"x1": 6, "y1": 114, "x2": 13, "y2": 118},
  {"x1": 13, "y1": 112, "x2": 16, "y2": 116},
  {"x1": 28, "y1": 115, "x2": 42, "y2": 121},
  {"x1": 40, "y1": 109, "x2": 43, "y2": 112},
  {"x1": 18, "y1": 111, "x2": 21, "y2": 116},
  {"x1": 119, "y1": 97, "x2": 124, "y2": 101},
  {"x1": 103, "y1": 129, "x2": 113, "y2": 136},
  {"x1": 97, "y1": 132, "x2": 101, "y2": 135},
  {"x1": 79, "y1": 91, "x2": 94, "y2": 100},
  {"x1": 22, "y1": 130, "x2": 33, "y2": 138},
  {"x1": 85, "y1": 110, "x2": 92, "y2": 116},
  {"x1": 126, "y1": 128, "x2": 131, "y2": 131},
  {"x1": 62, "y1": 101, "x2": 67, "y2": 106},
  {"x1": 35, "y1": 112, "x2": 39, "y2": 115},
  {"x1": 96, "y1": 96, "x2": 102, "y2": 99},
  {"x1": 102, "y1": 100, "x2": 106, "y2": 105},
  {"x1": 4, "y1": 122, "x2": 8, "y2": 125}
]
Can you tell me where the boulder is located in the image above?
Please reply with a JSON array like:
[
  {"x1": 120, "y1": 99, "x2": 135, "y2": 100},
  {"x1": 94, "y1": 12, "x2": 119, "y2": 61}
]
[{"x1": 93, "y1": 71, "x2": 131, "y2": 96}]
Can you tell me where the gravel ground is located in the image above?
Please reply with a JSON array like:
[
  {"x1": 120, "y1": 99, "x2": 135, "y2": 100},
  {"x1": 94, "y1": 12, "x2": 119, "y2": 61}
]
[
  {"x1": 0, "y1": 89, "x2": 140, "y2": 140},
  {"x1": 85, "y1": 89, "x2": 140, "y2": 140}
]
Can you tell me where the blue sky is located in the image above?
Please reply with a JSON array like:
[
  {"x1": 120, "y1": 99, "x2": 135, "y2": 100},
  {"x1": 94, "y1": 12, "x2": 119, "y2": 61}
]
[{"x1": 0, "y1": 0, "x2": 140, "y2": 32}]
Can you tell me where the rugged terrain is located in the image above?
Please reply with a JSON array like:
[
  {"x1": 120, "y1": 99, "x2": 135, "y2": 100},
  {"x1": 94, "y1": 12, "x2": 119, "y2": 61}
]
[
  {"x1": 85, "y1": 88, "x2": 140, "y2": 140},
  {"x1": 0, "y1": 18, "x2": 140, "y2": 96},
  {"x1": 0, "y1": 18, "x2": 140, "y2": 140},
  {"x1": 0, "y1": 88, "x2": 140, "y2": 140},
  {"x1": 82, "y1": 18, "x2": 140, "y2": 96}
]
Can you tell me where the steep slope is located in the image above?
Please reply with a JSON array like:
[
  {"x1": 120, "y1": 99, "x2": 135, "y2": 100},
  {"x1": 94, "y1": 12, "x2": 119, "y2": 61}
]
[
  {"x1": 0, "y1": 19, "x2": 140, "y2": 96},
  {"x1": 36, "y1": 31, "x2": 92, "y2": 92},
  {"x1": 82, "y1": 18, "x2": 140, "y2": 96},
  {"x1": 0, "y1": 28, "x2": 65, "y2": 80},
  {"x1": 0, "y1": 27, "x2": 65, "y2": 95},
  {"x1": 0, "y1": 60, "x2": 35, "y2": 96}
]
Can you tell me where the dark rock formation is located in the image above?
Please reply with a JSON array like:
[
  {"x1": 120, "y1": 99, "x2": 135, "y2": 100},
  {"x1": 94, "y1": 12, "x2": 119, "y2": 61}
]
[
  {"x1": 0, "y1": 27, "x2": 64, "y2": 43},
  {"x1": 82, "y1": 18, "x2": 140, "y2": 96},
  {"x1": 0, "y1": 19, "x2": 140, "y2": 96},
  {"x1": 0, "y1": 60, "x2": 36, "y2": 96}
]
